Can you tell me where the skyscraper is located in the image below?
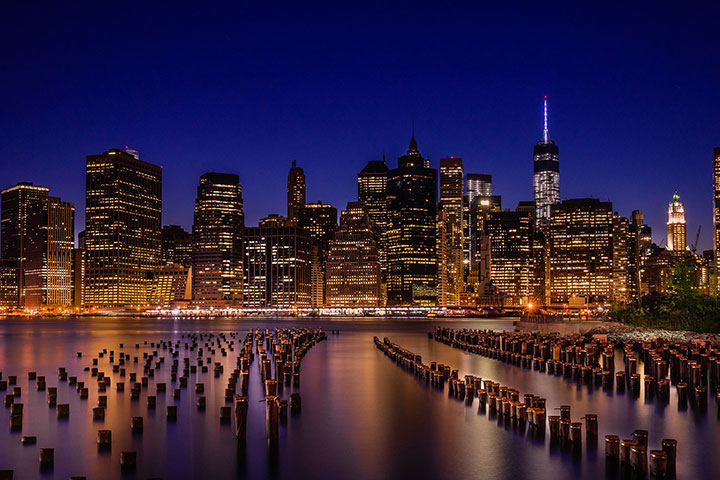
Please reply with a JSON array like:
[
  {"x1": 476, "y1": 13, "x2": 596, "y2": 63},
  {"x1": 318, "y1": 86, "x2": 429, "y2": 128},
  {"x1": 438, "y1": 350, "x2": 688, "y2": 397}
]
[
  {"x1": 191, "y1": 173, "x2": 244, "y2": 307},
  {"x1": 484, "y1": 210, "x2": 539, "y2": 306},
  {"x1": 714, "y1": 148, "x2": 720, "y2": 271},
  {"x1": 287, "y1": 161, "x2": 306, "y2": 223},
  {"x1": 85, "y1": 149, "x2": 162, "y2": 307},
  {"x1": 326, "y1": 202, "x2": 381, "y2": 307},
  {"x1": 438, "y1": 157, "x2": 464, "y2": 306},
  {"x1": 161, "y1": 225, "x2": 192, "y2": 267},
  {"x1": 297, "y1": 201, "x2": 337, "y2": 307},
  {"x1": 25, "y1": 196, "x2": 75, "y2": 308},
  {"x1": 358, "y1": 157, "x2": 389, "y2": 304},
  {"x1": 666, "y1": 190, "x2": 686, "y2": 252},
  {"x1": 548, "y1": 198, "x2": 613, "y2": 304},
  {"x1": 533, "y1": 97, "x2": 560, "y2": 227},
  {"x1": 0, "y1": 182, "x2": 50, "y2": 306},
  {"x1": 386, "y1": 134, "x2": 438, "y2": 306},
  {"x1": 243, "y1": 219, "x2": 311, "y2": 308}
]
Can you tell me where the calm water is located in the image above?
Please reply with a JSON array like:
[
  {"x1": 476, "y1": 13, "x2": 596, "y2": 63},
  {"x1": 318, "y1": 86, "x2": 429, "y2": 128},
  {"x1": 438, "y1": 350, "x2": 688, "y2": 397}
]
[{"x1": 0, "y1": 316, "x2": 717, "y2": 479}]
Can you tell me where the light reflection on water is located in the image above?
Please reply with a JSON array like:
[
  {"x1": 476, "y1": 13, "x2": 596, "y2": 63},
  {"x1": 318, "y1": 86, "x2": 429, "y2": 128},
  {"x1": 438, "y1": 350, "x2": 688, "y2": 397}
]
[{"x1": 0, "y1": 316, "x2": 716, "y2": 479}]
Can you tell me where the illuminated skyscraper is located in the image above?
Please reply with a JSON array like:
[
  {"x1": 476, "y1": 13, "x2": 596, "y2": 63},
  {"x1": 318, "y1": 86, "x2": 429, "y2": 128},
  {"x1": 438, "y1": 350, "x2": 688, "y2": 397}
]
[
  {"x1": 714, "y1": 148, "x2": 720, "y2": 271},
  {"x1": 243, "y1": 219, "x2": 311, "y2": 308},
  {"x1": 287, "y1": 161, "x2": 306, "y2": 223},
  {"x1": 438, "y1": 157, "x2": 464, "y2": 306},
  {"x1": 161, "y1": 225, "x2": 192, "y2": 267},
  {"x1": 297, "y1": 201, "x2": 337, "y2": 307},
  {"x1": 326, "y1": 202, "x2": 380, "y2": 306},
  {"x1": 386, "y1": 134, "x2": 438, "y2": 306},
  {"x1": 548, "y1": 199, "x2": 613, "y2": 304},
  {"x1": 666, "y1": 190, "x2": 686, "y2": 252},
  {"x1": 358, "y1": 157, "x2": 389, "y2": 304},
  {"x1": 85, "y1": 149, "x2": 162, "y2": 307},
  {"x1": 191, "y1": 173, "x2": 244, "y2": 307},
  {"x1": 533, "y1": 97, "x2": 560, "y2": 227},
  {"x1": 0, "y1": 182, "x2": 50, "y2": 306},
  {"x1": 25, "y1": 196, "x2": 75, "y2": 308}
]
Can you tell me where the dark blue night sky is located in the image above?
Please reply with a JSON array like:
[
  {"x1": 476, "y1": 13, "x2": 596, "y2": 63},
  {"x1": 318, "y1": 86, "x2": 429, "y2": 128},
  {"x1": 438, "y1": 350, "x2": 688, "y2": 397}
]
[{"x1": 2, "y1": 2, "x2": 719, "y2": 248}]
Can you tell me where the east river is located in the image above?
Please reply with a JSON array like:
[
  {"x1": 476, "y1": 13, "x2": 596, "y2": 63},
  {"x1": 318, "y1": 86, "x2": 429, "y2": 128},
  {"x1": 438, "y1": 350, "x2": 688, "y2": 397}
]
[{"x1": 0, "y1": 317, "x2": 717, "y2": 479}]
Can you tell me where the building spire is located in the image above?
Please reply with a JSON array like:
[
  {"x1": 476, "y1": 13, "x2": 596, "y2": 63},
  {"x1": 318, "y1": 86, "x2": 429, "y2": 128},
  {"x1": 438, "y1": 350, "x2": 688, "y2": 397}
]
[{"x1": 543, "y1": 96, "x2": 549, "y2": 143}]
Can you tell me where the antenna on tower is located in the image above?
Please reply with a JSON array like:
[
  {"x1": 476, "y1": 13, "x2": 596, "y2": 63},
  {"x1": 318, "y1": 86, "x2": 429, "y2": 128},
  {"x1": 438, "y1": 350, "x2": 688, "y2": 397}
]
[{"x1": 543, "y1": 95, "x2": 549, "y2": 143}]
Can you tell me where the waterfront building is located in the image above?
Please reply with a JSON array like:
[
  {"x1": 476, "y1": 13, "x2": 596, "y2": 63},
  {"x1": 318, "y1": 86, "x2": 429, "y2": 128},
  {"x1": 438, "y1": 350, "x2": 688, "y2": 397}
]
[
  {"x1": 151, "y1": 264, "x2": 191, "y2": 308},
  {"x1": 667, "y1": 190, "x2": 687, "y2": 251},
  {"x1": 0, "y1": 182, "x2": 50, "y2": 306},
  {"x1": 484, "y1": 210, "x2": 537, "y2": 306},
  {"x1": 438, "y1": 157, "x2": 464, "y2": 306},
  {"x1": 386, "y1": 134, "x2": 438, "y2": 306},
  {"x1": 358, "y1": 157, "x2": 389, "y2": 304},
  {"x1": 287, "y1": 161, "x2": 306, "y2": 223},
  {"x1": 547, "y1": 198, "x2": 613, "y2": 304},
  {"x1": 612, "y1": 213, "x2": 632, "y2": 304},
  {"x1": 25, "y1": 197, "x2": 75, "y2": 308},
  {"x1": 297, "y1": 201, "x2": 337, "y2": 307},
  {"x1": 0, "y1": 259, "x2": 19, "y2": 307},
  {"x1": 72, "y1": 248, "x2": 85, "y2": 309},
  {"x1": 326, "y1": 202, "x2": 380, "y2": 306},
  {"x1": 243, "y1": 220, "x2": 311, "y2": 308},
  {"x1": 191, "y1": 173, "x2": 244, "y2": 307},
  {"x1": 533, "y1": 97, "x2": 560, "y2": 228},
  {"x1": 161, "y1": 225, "x2": 192, "y2": 267},
  {"x1": 85, "y1": 149, "x2": 162, "y2": 307}
]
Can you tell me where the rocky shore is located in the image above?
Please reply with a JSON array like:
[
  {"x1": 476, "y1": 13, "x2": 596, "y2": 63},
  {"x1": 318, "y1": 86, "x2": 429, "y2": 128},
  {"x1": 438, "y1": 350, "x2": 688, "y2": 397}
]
[{"x1": 583, "y1": 323, "x2": 720, "y2": 343}]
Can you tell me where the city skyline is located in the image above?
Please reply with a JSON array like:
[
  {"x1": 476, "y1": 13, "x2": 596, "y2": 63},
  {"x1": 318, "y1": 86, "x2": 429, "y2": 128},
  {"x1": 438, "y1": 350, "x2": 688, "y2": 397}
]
[{"x1": 2, "y1": 3, "x2": 720, "y2": 250}]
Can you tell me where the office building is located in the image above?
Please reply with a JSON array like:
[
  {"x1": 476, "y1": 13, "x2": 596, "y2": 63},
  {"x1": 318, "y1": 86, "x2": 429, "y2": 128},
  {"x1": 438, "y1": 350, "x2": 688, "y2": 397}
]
[
  {"x1": 358, "y1": 157, "x2": 389, "y2": 304},
  {"x1": 0, "y1": 182, "x2": 50, "y2": 306},
  {"x1": 533, "y1": 97, "x2": 560, "y2": 227},
  {"x1": 25, "y1": 197, "x2": 75, "y2": 308},
  {"x1": 667, "y1": 190, "x2": 686, "y2": 252},
  {"x1": 85, "y1": 149, "x2": 162, "y2": 307},
  {"x1": 191, "y1": 173, "x2": 244, "y2": 307},
  {"x1": 161, "y1": 225, "x2": 192, "y2": 267},
  {"x1": 297, "y1": 201, "x2": 337, "y2": 307},
  {"x1": 243, "y1": 221, "x2": 311, "y2": 308},
  {"x1": 287, "y1": 161, "x2": 306, "y2": 223},
  {"x1": 438, "y1": 157, "x2": 464, "y2": 306},
  {"x1": 386, "y1": 134, "x2": 438, "y2": 306},
  {"x1": 326, "y1": 202, "x2": 380, "y2": 306}
]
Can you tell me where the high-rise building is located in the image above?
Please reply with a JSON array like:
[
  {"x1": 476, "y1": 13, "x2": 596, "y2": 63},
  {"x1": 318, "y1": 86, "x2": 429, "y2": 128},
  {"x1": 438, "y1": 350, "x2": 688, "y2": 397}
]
[
  {"x1": 151, "y1": 264, "x2": 191, "y2": 308},
  {"x1": 0, "y1": 182, "x2": 50, "y2": 306},
  {"x1": 161, "y1": 225, "x2": 192, "y2": 267},
  {"x1": 72, "y1": 248, "x2": 85, "y2": 309},
  {"x1": 438, "y1": 157, "x2": 464, "y2": 306},
  {"x1": 714, "y1": 148, "x2": 720, "y2": 271},
  {"x1": 191, "y1": 173, "x2": 244, "y2": 307},
  {"x1": 386, "y1": 134, "x2": 438, "y2": 306},
  {"x1": 0, "y1": 259, "x2": 20, "y2": 308},
  {"x1": 287, "y1": 161, "x2": 306, "y2": 223},
  {"x1": 358, "y1": 157, "x2": 389, "y2": 304},
  {"x1": 612, "y1": 213, "x2": 632, "y2": 304},
  {"x1": 297, "y1": 201, "x2": 337, "y2": 307},
  {"x1": 667, "y1": 190, "x2": 686, "y2": 252},
  {"x1": 243, "y1": 221, "x2": 311, "y2": 308},
  {"x1": 25, "y1": 197, "x2": 75, "y2": 308},
  {"x1": 464, "y1": 173, "x2": 492, "y2": 275},
  {"x1": 326, "y1": 202, "x2": 381, "y2": 306},
  {"x1": 85, "y1": 149, "x2": 162, "y2": 307},
  {"x1": 547, "y1": 199, "x2": 613, "y2": 304},
  {"x1": 533, "y1": 97, "x2": 560, "y2": 227},
  {"x1": 466, "y1": 173, "x2": 492, "y2": 206},
  {"x1": 484, "y1": 210, "x2": 538, "y2": 306}
]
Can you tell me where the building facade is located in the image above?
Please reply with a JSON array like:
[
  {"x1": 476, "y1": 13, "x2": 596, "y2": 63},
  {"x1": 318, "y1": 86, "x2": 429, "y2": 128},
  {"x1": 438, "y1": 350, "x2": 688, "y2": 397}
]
[
  {"x1": 85, "y1": 149, "x2": 162, "y2": 307},
  {"x1": 533, "y1": 98, "x2": 560, "y2": 227},
  {"x1": 386, "y1": 135, "x2": 438, "y2": 306},
  {"x1": 191, "y1": 173, "x2": 244, "y2": 307},
  {"x1": 667, "y1": 190, "x2": 686, "y2": 252},
  {"x1": 297, "y1": 202, "x2": 337, "y2": 307},
  {"x1": 243, "y1": 221, "x2": 312, "y2": 308},
  {"x1": 161, "y1": 225, "x2": 192, "y2": 267},
  {"x1": 25, "y1": 197, "x2": 75, "y2": 308},
  {"x1": 358, "y1": 158, "x2": 389, "y2": 304},
  {"x1": 287, "y1": 161, "x2": 306, "y2": 223},
  {"x1": 0, "y1": 182, "x2": 50, "y2": 306},
  {"x1": 326, "y1": 202, "x2": 381, "y2": 306},
  {"x1": 547, "y1": 198, "x2": 613, "y2": 304}
]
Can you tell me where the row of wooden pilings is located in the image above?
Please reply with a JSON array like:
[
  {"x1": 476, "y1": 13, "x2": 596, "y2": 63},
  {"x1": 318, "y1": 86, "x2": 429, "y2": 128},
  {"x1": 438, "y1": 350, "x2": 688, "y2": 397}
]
[
  {"x1": 433, "y1": 327, "x2": 720, "y2": 410},
  {"x1": 375, "y1": 335, "x2": 680, "y2": 478},
  {"x1": 0, "y1": 328, "x2": 325, "y2": 477}
]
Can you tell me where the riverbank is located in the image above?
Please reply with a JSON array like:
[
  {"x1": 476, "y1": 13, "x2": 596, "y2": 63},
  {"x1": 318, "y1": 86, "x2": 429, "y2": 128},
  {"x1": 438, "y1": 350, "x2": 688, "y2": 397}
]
[{"x1": 582, "y1": 323, "x2": 720, "y2": 343}]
